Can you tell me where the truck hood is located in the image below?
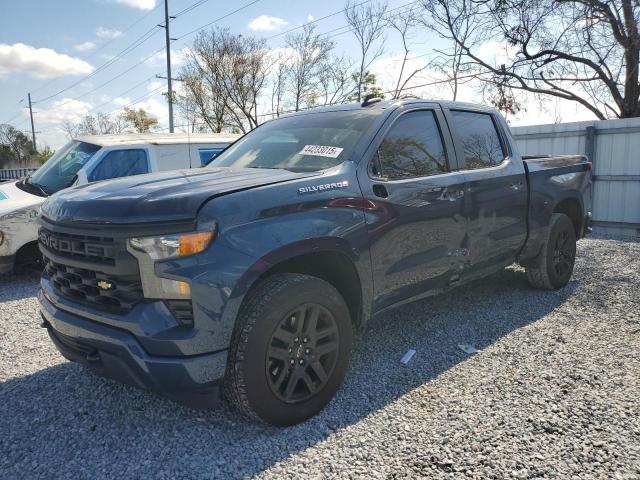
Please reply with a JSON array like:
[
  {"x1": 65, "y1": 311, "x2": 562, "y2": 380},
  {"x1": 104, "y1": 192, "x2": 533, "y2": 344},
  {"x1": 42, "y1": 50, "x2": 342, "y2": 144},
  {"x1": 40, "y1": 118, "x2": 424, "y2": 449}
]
[
  {"x1": 0, "y1": 181, "x2": 45, "y2": 217},
  {"x1": 41, "y1": 167, "x2": 318, "y2": 225}
]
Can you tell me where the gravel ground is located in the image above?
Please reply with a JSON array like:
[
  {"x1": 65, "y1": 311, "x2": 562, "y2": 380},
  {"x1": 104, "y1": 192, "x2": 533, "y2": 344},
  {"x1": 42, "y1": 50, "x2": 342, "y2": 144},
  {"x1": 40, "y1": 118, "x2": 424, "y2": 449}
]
[{"x1": 1, "y1": 236, "x2": 639, "y2": 479}]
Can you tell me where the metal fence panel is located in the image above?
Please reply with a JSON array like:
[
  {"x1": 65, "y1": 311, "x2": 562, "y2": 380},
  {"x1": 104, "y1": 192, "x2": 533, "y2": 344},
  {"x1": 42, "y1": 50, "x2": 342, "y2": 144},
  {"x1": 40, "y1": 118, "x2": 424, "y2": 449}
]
[
  {"x1": 512, "y1": 117, "x2": 640, "y2": 237},
  {"x1": 0, "y1": 168, "x2": 37, "y2": 181}
]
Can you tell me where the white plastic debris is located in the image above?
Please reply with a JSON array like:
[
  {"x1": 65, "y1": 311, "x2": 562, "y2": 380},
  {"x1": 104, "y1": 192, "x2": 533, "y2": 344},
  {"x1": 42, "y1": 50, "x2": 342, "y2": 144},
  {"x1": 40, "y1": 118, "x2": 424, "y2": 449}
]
[
  {"x1": 458, "y1": 344, "x2": 479, "y2": 354},
  {"x1": 400, "y1": 349, "x2": 416, "y2": 365}
]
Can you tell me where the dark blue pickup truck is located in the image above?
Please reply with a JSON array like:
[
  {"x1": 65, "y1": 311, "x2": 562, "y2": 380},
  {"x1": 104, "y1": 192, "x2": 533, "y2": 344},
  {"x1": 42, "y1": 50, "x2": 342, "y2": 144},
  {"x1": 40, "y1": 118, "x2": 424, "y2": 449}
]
[{"x1": 37, "y1": 99, "x2": 592, "y2": 426}]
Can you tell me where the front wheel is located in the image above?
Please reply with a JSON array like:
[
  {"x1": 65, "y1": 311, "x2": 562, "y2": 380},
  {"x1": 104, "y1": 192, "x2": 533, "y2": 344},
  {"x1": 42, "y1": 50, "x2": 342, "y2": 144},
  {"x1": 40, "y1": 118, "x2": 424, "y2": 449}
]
[
  {"x1": 225, "y1": 273, "x2": 352, "y2": 426},
  {"x1": 525, "y1": 213, "x2": 577, "y2": 290}
]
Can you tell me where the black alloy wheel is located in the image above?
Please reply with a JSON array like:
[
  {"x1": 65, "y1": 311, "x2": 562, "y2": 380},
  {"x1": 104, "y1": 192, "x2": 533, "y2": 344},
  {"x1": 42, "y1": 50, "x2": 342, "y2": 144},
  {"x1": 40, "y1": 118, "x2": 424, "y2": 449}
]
[
  {"x1": 266, "y1": 303, "x2": 339, "y2": 404},
  {"x1": 552, "y1": 229, "x2": 575, "y2": 278}
]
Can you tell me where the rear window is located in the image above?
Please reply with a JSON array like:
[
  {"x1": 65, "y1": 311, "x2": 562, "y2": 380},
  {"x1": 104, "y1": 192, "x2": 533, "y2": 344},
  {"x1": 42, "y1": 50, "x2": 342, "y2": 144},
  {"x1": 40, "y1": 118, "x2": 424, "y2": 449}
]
[
  {"x1": 209, "y1": 110, "x2": 379, "y2": 172},
  {"x1": 450, "y1": 110, "x2": 505, "y2": 169}
]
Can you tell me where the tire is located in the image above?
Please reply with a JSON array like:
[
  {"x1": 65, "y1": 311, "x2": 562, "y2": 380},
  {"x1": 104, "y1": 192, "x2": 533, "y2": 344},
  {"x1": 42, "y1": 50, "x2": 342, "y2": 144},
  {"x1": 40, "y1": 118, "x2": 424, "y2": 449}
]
[
  {"x1": 225, "y1": 273, "x2": 352, "y2": 426},
  {"x1": 525, "y1": 213, "x2": 577, "y2": 290}
]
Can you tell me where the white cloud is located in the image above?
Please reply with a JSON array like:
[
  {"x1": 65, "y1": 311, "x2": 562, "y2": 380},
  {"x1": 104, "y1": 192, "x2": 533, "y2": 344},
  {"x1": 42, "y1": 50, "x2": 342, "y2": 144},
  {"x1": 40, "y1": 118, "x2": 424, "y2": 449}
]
[
  {"x1": 112, "y1": 97, "x2": 131, "y2": 106},
  {"x1": 144, "y1": 48, "x2": 188, "y2": 67},
  {"x1": 37, "y1": 98, "x2": 93, "y2": 125},
  {"x1": 96, "y1": 27, "x2": 122, "y2": 39},
  {"x1": 248, "y1": 15, "x2": 288, "y2": 32},
  {"x1": 74, "y1": 41, "x2": 96, "y2": 52},
  {"x1": 0, "y1": 43, "x2": 94, "y2": 79},
  {"x1": 114, "y1": 0, "x2": 157, "y2": 10},
  {"x1": 307, "y1": 14, "x2": 315, "y2": 21},
  {"x1": 147, "y1": 80, "x2": 163, "y2": 92}
]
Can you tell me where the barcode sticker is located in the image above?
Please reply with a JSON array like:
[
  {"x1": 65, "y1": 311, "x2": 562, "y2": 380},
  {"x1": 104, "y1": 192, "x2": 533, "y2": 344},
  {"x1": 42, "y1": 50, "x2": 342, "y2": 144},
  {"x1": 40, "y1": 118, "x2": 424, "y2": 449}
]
[{"x1": 298, "y1": 145, "x2": 344, "y2": 158}]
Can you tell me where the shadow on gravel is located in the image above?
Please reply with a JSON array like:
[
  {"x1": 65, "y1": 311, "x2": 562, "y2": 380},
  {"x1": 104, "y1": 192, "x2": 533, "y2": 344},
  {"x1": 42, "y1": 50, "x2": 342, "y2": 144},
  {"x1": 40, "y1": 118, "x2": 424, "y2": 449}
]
[
  {"x1": 0, "y1": 269, "x2": 41, "y2": 301},
  {"x1": 0, "y1": 267, "x2": 579, "y2": 478}
]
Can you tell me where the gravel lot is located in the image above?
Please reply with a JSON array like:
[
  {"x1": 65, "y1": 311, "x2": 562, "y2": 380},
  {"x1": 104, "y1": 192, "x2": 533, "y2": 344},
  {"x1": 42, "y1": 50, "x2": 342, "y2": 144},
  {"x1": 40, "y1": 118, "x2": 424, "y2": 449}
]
[{"x1": 1, "y1": 236, "x2": 639, "y2": 479}]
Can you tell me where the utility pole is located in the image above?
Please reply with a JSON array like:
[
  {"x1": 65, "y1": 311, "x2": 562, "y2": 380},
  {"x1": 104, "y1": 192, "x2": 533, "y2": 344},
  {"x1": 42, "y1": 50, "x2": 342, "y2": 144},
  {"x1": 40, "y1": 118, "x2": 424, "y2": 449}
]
[
  {"x1": 163, "y1": 0, "x2": 174, "y2": 133},
  {"x1": 27, "y1": 93, "x2": 36, "y2": 150}
]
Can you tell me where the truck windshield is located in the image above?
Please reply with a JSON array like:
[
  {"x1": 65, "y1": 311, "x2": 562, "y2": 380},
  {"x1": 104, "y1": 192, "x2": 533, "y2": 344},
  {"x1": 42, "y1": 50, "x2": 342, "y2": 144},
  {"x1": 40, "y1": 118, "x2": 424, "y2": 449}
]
[
  {"x1": 28, "y1": 141, "x2": 101, "y2": 194},
  {"x1": 209, "y1": 110, "x2": 379, "y2": 172}
]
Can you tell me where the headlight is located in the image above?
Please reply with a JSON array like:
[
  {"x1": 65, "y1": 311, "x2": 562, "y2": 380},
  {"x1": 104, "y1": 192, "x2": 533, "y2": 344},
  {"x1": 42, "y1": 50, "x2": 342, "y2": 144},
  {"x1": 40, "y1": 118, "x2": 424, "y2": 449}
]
[
  {"x1": 127, "y1": 230, "x2": 215, "y2": 300},
  {"x1": 129, "y1": 231, "x2": 214, "y2": 260}
]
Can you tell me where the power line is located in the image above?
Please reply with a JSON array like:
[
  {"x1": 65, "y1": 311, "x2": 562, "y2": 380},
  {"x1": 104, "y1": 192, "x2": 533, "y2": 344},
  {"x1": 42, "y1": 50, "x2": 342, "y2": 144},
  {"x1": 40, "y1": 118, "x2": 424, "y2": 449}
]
[
  {"x1": 265, "y1": 0, "x2": 373, "y2": 41},
  {"x1": 88, "y1": 75, "x2": 160, "y2": 113},
  {"x1": 174, "y1": 0, "x2": 209, "y2": 18},
  {"x1": 29, "y1": 4, "x2": 164, "y2": 98},
  {"x1": 174, "y1": 0, "x2": 263, "y2": 40},
  {"x1": 46, "y1": 45, "x2": 166, "y2": 109},
  {"x1": 33, "y1": 24, "x2": 162, "y2": 104}
]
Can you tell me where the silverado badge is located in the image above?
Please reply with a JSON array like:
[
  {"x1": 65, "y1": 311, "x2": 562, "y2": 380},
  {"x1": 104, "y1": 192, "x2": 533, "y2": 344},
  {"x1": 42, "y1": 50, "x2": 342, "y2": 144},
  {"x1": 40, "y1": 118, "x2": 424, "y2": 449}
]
[{"x1": 298, "y1": 181, "x2": 349, "y2": 195}]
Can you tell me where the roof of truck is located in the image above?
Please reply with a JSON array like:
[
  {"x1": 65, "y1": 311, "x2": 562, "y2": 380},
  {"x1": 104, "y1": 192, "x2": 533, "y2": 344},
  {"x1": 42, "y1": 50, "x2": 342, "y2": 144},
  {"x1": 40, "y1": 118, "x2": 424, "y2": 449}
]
[
  {"x1": 74, "y1": 132, "x2": 241, "y2": 147},
  {"x1": 276, "y1": 98, "x2": 498, "y2": 119}
]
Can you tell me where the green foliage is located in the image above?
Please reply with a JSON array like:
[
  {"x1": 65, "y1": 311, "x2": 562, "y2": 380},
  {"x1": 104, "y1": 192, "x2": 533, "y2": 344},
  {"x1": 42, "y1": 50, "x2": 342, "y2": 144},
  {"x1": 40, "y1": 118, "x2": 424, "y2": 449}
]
[
  {"x1": 121, "y1": 107, "x2": 159, "y2": 133},
  {"x1": 35, "y1": 146, "x2": 55, "y2": 165},
  {"x1": 347, "y1": 71, "x2": 385, "y2": 102}
]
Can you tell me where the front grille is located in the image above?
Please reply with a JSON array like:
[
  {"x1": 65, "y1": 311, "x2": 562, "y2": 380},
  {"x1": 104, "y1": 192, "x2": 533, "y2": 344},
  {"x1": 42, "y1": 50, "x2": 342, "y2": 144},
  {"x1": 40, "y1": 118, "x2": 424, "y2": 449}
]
[
  {"x1": 44, "y1": 260, "x2": 143, "y2": 312},
  {"x1": 39, "y1": 228, "x2": 117, "y2": 266}
]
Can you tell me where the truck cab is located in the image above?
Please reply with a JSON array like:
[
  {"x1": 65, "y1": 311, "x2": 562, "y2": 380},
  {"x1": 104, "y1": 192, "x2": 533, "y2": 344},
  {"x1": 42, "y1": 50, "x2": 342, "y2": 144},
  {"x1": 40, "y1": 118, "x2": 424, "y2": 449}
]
[
  {"x1": 37, "y1": 99, "x2": 591, "y2": 426},
  {"x1": 0, "y1": 133, "x2": 239, "y2": 274}
]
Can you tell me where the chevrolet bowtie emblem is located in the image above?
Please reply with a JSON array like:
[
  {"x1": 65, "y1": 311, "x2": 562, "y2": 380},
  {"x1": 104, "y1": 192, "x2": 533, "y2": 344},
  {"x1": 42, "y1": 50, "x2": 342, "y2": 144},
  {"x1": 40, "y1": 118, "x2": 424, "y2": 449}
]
[{"x1": 97, "y1": 280, "x2": 114, "y2": 290}]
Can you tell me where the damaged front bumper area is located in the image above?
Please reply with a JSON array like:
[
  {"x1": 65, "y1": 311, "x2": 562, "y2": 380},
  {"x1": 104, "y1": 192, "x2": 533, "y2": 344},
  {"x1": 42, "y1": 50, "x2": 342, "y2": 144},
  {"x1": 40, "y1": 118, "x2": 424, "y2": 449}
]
[{"x1": 38, "y1": 284, "x2": 228, "y2": 409}]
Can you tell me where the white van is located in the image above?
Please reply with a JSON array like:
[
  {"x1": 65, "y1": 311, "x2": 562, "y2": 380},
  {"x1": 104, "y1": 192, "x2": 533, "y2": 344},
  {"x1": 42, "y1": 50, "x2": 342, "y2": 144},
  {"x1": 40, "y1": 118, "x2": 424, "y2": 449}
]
[{"x1": 0, "y1": 132, "x2": 239, "y2": 274}]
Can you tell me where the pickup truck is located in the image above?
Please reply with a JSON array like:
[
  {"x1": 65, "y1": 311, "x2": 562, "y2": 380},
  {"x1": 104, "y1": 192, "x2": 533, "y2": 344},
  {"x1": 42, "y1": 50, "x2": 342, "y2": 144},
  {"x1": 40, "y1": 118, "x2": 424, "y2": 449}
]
[{"x1": 37, "y1": 99, "x2": 592, "y2": 426}]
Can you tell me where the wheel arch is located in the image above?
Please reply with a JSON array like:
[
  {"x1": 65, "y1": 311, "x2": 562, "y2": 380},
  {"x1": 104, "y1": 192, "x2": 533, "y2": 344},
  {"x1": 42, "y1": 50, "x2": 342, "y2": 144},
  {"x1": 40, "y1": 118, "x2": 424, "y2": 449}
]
[
  {"x1": 553, "y1": 196, "x2": 583, "y2": 238},
  {"x1": 230, "y1": 238, "x2": 371, "y2": 333}
]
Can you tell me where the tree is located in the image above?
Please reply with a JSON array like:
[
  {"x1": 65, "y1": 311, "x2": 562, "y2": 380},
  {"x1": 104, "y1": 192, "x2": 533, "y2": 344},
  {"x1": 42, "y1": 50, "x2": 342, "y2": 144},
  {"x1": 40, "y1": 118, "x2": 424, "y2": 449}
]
[
  {"x1": 344, "y1": 0, "x2": 389, "y2": 102},
  {"x1": 182, "y1": 28, "x2": 273, "y2": 133},
  {"x1": 121, "y1": 107, "x2": 159, "y2": 133},
  {"x1": 285, "y1": 24, "x2": 336, "y2": 111},
  {"x1": 422, "y1": 0, "x2": 640, "y2": 119},
  {"x1": 347, "y1": 71, "x2": 385, "y2": 101},
  {"x1": 387, "y1": 9, "x2": 430, "y2": 99},
  {"x1": 177, "y1": 35, "x2": 232, "y2": 133},
  {"x1": 0, "y1": 124, "x2": 35, "y2": 165},
  {"x1": 35, "y1": 146, "x2": 55, "y2": 165},
  {"x1": 61, "y1": 112, "x2": 127, "y2": 138}
]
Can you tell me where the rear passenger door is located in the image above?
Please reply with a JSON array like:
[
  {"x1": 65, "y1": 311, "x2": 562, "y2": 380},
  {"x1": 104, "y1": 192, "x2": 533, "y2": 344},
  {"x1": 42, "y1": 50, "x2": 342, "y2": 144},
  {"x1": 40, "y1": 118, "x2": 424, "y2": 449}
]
[
  {"x1": 444, "y1": 108, "x2": 527, "y2": 276},
  {"x1": 360, "y1": 105, "x2": 468, "y2": 311}
]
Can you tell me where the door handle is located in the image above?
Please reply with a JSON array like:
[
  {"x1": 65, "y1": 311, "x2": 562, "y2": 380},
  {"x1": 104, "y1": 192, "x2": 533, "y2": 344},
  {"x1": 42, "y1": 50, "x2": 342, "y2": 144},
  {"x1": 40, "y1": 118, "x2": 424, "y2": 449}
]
[
  {"x1": 372, "y1": 184, "x2": 388, "y2": 198},
  {"x1": 508, "y1": 181, "x2": 524, "y2": 191}
]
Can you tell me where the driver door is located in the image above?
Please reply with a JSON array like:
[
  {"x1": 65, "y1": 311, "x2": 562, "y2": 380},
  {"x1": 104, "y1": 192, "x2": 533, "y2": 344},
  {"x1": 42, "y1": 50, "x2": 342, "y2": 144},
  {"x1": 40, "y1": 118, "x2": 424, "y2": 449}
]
[{"x1": 359, "y1": 105, "x2": 468, "y2": 312}]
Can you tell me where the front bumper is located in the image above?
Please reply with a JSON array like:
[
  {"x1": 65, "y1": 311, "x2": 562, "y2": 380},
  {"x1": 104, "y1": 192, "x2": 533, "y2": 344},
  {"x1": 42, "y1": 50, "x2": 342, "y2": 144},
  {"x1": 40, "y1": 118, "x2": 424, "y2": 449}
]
[
  {"x1": 0, "y1": 254, "x2": 15, "y2": 274},
  {"x1": 39, "y1": 289, "x2": 228, "y2": 409}
]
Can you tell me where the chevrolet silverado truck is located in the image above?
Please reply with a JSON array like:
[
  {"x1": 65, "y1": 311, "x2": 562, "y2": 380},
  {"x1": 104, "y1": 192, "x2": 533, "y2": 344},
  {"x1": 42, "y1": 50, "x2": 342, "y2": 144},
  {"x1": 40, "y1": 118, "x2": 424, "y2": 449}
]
[{"x1": 37, "y1": 98, "x2": 592, "y2": 426}]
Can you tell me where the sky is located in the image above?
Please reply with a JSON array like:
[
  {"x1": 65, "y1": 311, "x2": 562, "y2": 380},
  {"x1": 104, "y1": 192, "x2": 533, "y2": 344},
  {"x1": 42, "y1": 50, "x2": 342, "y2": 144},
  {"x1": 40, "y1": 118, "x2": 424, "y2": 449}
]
[{"x1": 0, "y1": 0, "x2": 597, "y2": 150}]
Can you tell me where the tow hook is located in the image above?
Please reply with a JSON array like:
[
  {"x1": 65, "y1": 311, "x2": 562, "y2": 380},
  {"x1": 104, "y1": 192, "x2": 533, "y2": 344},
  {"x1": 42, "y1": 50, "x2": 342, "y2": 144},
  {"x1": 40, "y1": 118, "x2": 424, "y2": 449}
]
[{"x1": 86, "y1": 351, "x2": 100, "y2": 363}]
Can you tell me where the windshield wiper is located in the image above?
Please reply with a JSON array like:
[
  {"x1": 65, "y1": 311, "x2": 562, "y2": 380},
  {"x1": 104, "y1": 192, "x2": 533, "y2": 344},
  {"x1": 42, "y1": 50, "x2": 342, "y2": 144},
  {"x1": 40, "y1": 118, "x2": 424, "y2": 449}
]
[{"x1": 23, "y1": 176, "x2": 50, "y2": 197}]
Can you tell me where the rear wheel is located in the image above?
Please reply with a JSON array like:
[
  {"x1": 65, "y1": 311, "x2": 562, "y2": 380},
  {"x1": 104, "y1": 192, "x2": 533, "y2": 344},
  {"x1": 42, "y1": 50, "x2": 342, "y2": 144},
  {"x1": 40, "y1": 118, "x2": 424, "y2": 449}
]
[
  {"x1": 225, "y1": 273, "x2": 352, "y2": 426},
  {"x1": 525, "y1": 213, "x2": 577, "y2": 290}
]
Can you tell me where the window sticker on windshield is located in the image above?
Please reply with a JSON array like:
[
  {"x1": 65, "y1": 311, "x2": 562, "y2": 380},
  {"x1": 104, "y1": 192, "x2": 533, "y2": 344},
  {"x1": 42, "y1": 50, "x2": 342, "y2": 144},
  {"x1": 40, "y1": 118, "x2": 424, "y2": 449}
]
[{"x1": 298, "y1": 145, "x2": 344, "y2": 158}]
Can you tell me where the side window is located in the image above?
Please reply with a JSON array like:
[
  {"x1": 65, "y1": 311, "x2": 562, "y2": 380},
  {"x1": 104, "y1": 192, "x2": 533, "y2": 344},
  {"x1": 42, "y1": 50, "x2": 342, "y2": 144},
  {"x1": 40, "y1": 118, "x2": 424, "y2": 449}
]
[
  {"x1": 376, "y1": 110, "x2": 448, "y2": 180},
  {"x1": 89, "y1": 149, "x2": 149, "y2": 182},
  {"x1": 199, "y1": 147, "x2": 225, "y2": 166},
  {"x1": 450, "y1": 110, "x2": 505, "y2": 169}
]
